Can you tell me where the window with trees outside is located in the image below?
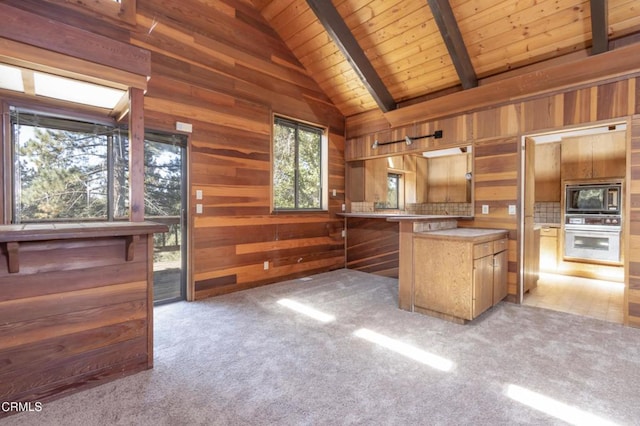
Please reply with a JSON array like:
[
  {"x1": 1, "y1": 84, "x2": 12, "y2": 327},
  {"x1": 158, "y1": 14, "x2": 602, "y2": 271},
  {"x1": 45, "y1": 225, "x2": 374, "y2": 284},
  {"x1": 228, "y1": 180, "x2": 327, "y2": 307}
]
[
  {"x1": 11, "y1": 110, "x2": 184, "y2": 223},
  {"x1": 272, "y1": 116, "x2": 327, "y2": 211},
  {"x1": 387, "y1": 173, "x2": 400, "y2": 209}
]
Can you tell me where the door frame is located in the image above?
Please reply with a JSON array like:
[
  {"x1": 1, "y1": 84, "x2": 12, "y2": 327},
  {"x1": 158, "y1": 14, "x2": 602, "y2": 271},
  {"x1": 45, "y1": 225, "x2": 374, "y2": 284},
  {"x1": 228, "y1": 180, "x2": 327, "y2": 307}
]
[
  {"x1": 518, "y1": 120, "x2": 628, "y2": 304},
  {"x1": 144, "y1": 131, "x2": 188, "y2": 305}
]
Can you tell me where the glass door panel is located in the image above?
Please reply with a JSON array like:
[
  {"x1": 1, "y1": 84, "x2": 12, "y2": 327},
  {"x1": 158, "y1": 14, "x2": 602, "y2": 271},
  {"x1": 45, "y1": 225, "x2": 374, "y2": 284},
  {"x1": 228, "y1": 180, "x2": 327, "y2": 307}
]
[{"x1": 144, "y1": 134, "x2": 186, "y2": 304}]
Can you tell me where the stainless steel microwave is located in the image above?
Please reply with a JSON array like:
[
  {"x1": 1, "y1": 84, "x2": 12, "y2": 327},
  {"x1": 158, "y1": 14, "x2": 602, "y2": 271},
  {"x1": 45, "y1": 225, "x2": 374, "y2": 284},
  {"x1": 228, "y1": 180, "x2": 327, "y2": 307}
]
[{"x1": 565, "y1": 183, "x2": 621, "y2": 214}]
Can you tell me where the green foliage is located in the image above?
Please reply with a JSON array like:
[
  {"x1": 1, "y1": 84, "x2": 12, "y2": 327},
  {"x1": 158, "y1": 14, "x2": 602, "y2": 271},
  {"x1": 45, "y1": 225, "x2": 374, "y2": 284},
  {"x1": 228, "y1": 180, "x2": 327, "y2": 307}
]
[
  {"x1": 17, "y1": 126, "x2": 109, "y2": 220},
  {"x1": 273, "y1": 119, "x2": 322, "y2": 210},
  {"x1": 144, "y1": 140, "x2": 182, "y2": 217},
  {"x1": 15, "y1": 123, "x2": 183, "y2": 223}
]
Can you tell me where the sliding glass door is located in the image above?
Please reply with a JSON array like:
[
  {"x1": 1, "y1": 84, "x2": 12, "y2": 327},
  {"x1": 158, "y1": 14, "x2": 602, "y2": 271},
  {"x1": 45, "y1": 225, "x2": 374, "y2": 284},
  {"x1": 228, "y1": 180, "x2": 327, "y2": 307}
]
[{"x1": 144, "y1": 133, "x2": 187, "y2": 304}]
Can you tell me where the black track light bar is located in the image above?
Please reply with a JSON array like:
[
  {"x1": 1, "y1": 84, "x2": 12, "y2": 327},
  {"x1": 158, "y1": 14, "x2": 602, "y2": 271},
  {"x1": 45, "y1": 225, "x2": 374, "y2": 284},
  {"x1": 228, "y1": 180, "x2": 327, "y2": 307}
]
[{"x1": 372, "y1": 130, "x2": 443, "y2": 149}]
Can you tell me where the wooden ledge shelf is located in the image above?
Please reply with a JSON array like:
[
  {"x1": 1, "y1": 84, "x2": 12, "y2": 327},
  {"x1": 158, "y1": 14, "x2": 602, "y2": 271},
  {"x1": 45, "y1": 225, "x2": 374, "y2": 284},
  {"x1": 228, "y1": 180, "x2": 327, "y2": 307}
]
[{"x1": 0, "y1": 221, "x2": 167, "y2": 273}]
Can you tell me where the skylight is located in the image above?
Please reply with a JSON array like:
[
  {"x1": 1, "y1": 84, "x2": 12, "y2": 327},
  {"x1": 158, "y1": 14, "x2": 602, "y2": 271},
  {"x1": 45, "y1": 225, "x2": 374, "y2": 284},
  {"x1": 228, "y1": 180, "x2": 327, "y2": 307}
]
[
  {"x1": 33, "y1": 73, "x2": 125, "y2": 109},
  {"x1": 0, "y1": 62, "x2": 126, "y2": 110},
  {"x1": 0, "y1": 63, "x2": 25, "y2": 92}
]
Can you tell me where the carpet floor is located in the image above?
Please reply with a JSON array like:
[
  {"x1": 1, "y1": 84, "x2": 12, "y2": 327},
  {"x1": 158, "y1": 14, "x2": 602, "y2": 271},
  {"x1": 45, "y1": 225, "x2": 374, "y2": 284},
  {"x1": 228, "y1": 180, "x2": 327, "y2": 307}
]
[{"x1": 3, "y1": 269, "x2": 640, "y2": 425}]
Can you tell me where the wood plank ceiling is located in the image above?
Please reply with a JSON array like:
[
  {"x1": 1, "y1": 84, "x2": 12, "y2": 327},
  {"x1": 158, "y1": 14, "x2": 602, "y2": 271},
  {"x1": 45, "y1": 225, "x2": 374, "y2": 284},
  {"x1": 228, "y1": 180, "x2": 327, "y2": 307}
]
[{"x1": 250, "y1": 0, "x2": 640, "y2": 118}]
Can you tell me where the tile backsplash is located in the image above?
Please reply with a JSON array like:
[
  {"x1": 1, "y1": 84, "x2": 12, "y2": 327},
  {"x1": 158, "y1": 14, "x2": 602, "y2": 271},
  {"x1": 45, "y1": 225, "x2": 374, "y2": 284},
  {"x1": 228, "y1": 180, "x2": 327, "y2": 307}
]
[
  {"x1": 350, "y1": 201, "x2": 374, "y2": 212},
  {"x1": 406, "y1": 203, "x2": 472, "y2": 216},
  {"x1": 534, "y1": 202, "x2": 561, "y2": 224}
]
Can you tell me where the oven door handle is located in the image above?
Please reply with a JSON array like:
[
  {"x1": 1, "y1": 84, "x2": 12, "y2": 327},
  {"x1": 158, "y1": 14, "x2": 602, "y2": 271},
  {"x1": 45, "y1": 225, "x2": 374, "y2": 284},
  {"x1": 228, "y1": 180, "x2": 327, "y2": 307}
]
[{"x1": 564, "y1": 225, "x2": 620, "y2": 233}]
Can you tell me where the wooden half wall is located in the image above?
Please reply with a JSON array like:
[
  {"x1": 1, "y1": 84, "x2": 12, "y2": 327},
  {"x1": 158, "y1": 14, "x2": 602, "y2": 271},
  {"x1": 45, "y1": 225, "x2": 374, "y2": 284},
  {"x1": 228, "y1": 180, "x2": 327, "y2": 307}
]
[{"x1": 346, "y1": 76, "x2": 640, "y2": 324}]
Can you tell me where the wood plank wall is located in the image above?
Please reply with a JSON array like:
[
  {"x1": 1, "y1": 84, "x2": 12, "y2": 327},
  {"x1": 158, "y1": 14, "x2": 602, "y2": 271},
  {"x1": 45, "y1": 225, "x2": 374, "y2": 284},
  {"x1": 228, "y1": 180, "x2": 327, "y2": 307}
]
[
  {"x1": 346, "y1": 77, "x2": 639, "y2": 321},
  {"x1": 3, "y1": 1, "x2": 346, "y2": 301},
  {"x1": 129, "y1": 0, "x2": 346, "y2": 299},
  {"x1": 345, "y1": 217, "x2": 399, "y2": 278},
  {"x1": 0, "y1": 235, "x2": 153, "y2": 405}
]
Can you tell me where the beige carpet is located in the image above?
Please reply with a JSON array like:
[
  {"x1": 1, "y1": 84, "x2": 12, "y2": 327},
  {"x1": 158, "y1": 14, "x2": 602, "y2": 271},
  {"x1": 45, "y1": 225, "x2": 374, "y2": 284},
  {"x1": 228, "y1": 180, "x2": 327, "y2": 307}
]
[{"x1": 3, "y1": 269, "x2": 640, "y2": 425}]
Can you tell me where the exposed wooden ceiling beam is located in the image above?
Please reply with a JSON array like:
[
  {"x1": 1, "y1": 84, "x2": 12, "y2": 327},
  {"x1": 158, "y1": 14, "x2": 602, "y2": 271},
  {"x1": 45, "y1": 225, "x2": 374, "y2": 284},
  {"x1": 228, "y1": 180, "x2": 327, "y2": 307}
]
[
  {"x1": 426, "y1": 0, "x2": 477, "y2": 89},
  {"x1": 590, "y1": 0, "x2": 609, "y2": 54},
  {"x1": 305, "y1": 0, "x2": 396, "y2": 112}
]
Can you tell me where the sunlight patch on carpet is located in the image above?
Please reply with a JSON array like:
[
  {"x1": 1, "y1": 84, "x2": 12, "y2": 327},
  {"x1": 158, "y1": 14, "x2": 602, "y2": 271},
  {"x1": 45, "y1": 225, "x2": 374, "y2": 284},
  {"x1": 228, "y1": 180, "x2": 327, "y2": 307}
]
[
  {"x1": 506, "y1": 384, "x2": 619, "y2": 426},
  {"x1": 354, "y1": 328, "x2": 454, "y2": 371},
  {"x1": 277, "y1": 298, "x2": 335, "y2": 323}
]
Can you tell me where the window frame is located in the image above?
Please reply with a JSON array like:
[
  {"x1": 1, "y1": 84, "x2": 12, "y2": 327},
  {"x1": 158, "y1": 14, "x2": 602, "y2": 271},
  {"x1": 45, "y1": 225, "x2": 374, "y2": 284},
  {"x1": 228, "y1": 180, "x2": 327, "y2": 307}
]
[
  {"x1": 387, "y1": 173, "x2": 401, "y2": 209},
  {"x1": 10, "y1": 108, "x2": 128, "y2": 223},
  {"x1": 272, "y1": 115, "x2": 328, "y2": 213}
]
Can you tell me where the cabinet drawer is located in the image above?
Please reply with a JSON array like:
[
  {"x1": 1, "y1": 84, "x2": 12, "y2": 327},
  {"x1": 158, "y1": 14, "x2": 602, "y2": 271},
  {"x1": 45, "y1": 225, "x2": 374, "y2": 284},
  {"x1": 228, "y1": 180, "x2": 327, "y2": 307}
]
[
  {"x1": 474, "y1": 242, "x2": 493, "y2": 259},
  {"x1": 540, "y1": 227, "x2": 558, "y2": 237},
  {"x1": 493, "y1": 238, "x2": 507, "y2": 254}
]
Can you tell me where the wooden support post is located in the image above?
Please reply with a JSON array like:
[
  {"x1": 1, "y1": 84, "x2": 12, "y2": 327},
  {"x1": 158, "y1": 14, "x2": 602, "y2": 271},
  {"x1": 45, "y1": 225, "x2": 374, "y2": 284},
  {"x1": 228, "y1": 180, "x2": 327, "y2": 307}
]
[
  {"x1": 125, "y1": 235, "x2": 139, "y2": 261},
  {"x1": 6, "y1": 242, "x2": 19, "y2": 273},
  {"x1": 129, "y1": 88, "x2": 145, "y2": 222}
]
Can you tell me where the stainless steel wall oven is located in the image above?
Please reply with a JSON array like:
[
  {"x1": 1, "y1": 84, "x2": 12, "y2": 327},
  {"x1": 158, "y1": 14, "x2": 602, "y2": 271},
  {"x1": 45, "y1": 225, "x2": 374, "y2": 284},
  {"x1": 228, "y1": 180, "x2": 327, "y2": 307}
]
[{"x1": 563, "y1": 181, "x2": 622, "y2": 264}]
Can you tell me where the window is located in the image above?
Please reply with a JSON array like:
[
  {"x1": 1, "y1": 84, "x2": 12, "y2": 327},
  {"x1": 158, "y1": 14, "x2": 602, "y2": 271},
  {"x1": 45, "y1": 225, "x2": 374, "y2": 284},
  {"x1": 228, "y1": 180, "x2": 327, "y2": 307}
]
[
  {"x1": 11, "y1": 111, "x2": 128, "y2": 222},
  {"x1": 11, "y1": 110, "x2": 189, "y2": 224},
  {"x1": 387, "y1": 173, "x2": 400, "y2": 209},
  {"x1": 273, "y1": 117, "x2": 327, "y2": 211}
]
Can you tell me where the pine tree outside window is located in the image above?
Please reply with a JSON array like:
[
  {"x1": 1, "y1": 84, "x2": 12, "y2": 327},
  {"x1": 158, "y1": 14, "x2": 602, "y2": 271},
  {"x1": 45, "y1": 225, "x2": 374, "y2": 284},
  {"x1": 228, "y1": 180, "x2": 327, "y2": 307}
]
[{"x1": 273, "y1": 117, "x2": 327, "y2": 211}]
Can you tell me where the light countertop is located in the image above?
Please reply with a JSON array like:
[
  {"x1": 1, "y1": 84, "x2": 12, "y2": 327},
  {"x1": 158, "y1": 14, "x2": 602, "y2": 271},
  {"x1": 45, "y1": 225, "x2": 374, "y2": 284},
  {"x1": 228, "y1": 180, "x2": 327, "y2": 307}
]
[
  {"x1": 338, "y1": 213, "x2": 471, "y2": 221},
  {"x1": 414, "y1": 227, "x2": 508, "y2": 243}
]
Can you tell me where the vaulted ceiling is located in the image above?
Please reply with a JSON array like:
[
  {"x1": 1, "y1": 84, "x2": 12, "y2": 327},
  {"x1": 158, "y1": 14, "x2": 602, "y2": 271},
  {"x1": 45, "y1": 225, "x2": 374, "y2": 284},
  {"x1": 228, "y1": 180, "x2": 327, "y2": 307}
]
[{"x1": 250, "y1": 0, "x2": 640, "y2": 118}]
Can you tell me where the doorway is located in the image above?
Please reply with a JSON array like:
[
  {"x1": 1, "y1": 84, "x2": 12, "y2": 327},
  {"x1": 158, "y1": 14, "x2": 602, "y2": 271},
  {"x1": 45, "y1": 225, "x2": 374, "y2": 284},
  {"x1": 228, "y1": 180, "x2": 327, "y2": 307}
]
[
  {"x1": 144, "y1": 131, "x2": 187, "y2": 305},
  {"x1": 520, "y1": 124, "x2": 626, "y2": 323}
]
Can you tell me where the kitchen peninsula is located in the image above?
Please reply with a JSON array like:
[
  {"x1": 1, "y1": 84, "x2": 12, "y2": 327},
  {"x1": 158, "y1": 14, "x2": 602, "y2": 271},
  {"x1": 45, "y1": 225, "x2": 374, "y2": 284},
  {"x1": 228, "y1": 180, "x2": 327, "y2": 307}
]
[
  {"x1": 339, "y1": 212, "x2": 465, "y2": 279},
  {"x1": 404, "y1": 227, "x2": 509, "y2": 324},
  {"x1": 339, "y1": 212, "x2": 509, "y2": 323}
]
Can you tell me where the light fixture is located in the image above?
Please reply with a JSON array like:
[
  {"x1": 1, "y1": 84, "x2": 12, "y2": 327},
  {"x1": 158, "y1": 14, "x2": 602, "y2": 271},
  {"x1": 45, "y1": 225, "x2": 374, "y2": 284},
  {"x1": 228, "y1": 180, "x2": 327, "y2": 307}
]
[{"x1": 371, "y1": 130, "x2": 442, "y2": 149}]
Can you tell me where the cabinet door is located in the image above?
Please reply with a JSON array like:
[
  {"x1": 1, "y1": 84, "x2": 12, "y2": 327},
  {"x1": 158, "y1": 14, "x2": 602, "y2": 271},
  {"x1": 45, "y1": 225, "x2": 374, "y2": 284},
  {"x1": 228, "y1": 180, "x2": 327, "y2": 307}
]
[
  {"x1": 535, "y1": 142, "x2": 561, "y2": 202},
  {"x1": 364, "y1": 158, "x2": 388, "y2": 203},
  {"x1": 415, "y1": 157, "x2": 429, "y2": 203},
  {"x1": 346, "y1": 161, "x2": 365, "y2": 203},
  {"x1": 447, "y1": 154, "x2": 468, "y2": 202},
  {"x1": 592, "y1": 132, "x2": 625, "y2": 178},
  {"x1": 492, "y1": 250, "x2": 508, "y2": 304},
  {"x1": 473, "y1": 255, "x2": 494, "y2": 318},
  {"x1": 561, "y1": 136, "x2": 593, "y2": 180},
  {"x1": 427, "y1": 157, "x2": 449, "y2": 202},
  {"x1": 539, "y1": 229, "x2": 558, "y2": 272}
]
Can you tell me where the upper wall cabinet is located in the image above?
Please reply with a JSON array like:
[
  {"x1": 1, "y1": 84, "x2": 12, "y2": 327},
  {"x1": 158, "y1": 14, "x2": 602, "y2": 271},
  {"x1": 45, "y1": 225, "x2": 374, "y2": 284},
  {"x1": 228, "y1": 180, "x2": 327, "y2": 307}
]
[
  {"x1": 535, "y1": 142, "x2": 561, "y2": 202},
  {"x1": 561, "y1": 132, "x2": 626, "y2": 181},
  {"x1": 426, "y1": 154, "x2": 471, "y2": 203},
  {"x1": 364, "y1": 158, "x2": 389, "y2": 204}
]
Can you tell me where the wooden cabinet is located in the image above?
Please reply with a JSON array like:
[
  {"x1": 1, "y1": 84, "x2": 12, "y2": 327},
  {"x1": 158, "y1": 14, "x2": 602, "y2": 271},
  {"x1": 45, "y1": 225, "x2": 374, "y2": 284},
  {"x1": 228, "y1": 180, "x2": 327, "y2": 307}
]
[
  {"x1": 364, "y1": 157, "x2": 388, "y2": 203},
  {"x1": 535, "y1": 142, "x2": 561, "y2": 202},
  {"x1": 346, "y1": 160, "x2": 365, "y2": 203},
  {"x1": 561, "y1": 132, "x2": 625, "y2": 180},
  {"x1": 492, "y1": 243, "x2": 509, "y2": 304},
  {"x1": 426, "y1": 154, "x2": 470, "y2": 202},
  {"x1": 415, "y1": 156, "x2": 429, "y2": 203},
  {"x1": 413, "y1": 230, "x2": 509, "y2": 323},
  {"x1": 539, "y1": 227, "x2": 559, "y2": 272},
  {"x1": 473, "y1": 253, "x2": 494, "y2": 317}
]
